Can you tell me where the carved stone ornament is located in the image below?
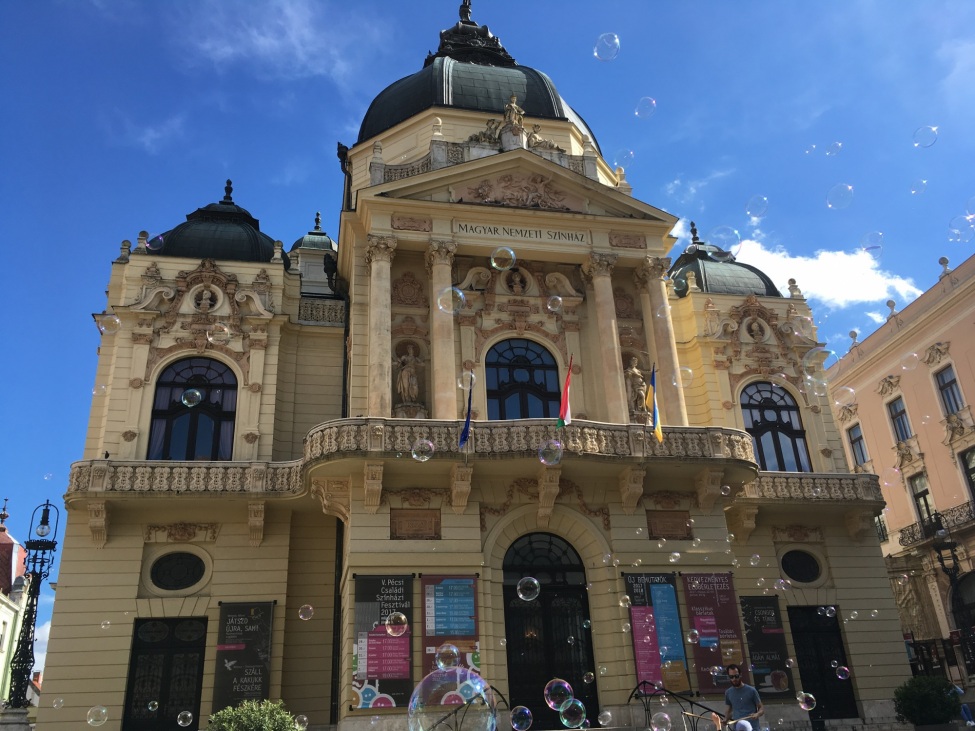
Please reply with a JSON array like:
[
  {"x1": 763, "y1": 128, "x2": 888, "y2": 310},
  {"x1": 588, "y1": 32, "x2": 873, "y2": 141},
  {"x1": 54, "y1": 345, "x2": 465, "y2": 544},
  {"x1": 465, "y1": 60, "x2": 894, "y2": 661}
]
[
  {"x1": 460, "y1": 173, "x2": 570, "y2": 211},
  {"x1": 310, "y1": 478, "x2": 350, "y2": 522},
  {"x1": 922, "y1": 341, "x2": 950, "y2": 366},
  {"x1": 248, "y1": 383, "x2": 262, "y2": 393},
  {"x1": 365, "y1": 235, "x2": 397, "y2": 265},
  {"x1": 582, "y1": 253, "x2": 617, "y2": 280},
  {"x1": 878, "y1": 375, "x2": 901, "y2": 396},
  {"x1": 88, "y1": 500, "x2": 108, "y2": 548},
  {"x1": 614, "y1": 287, "x2": 637, "y2": 319},
  {"x1": 129, "y1": 378, "x2": 144, "y2": 389},
  {"x1": 391, "y1": 214, "x2": 432, "y2": 232},
  {"x1": 426, "y1": 240, "x2": 457, "y2": 270},
  {"x1": 122, "y1": 430, "x2": 138, "y2": 443},
  {"x1": 244, "y1": 432, "x2": 259, "y2": 444},
  {"x1": 837, "y1": 403, "x2": 859, "y2": 422},
  {"x1": 144, "y1": 522, "x2": 219, "y2": 543},
  {"x1": 392, "y1": 271, "x2": 429, "y2": 308},
  {"x1": 609, "y1": 232, "x2": 647, "y2": 249},
  {"x1": 771, "y1": 525, "x2": 823, "y2": 543},
  {"x1": 248, "y1": 501, "x2": 264, "y2": 547}
]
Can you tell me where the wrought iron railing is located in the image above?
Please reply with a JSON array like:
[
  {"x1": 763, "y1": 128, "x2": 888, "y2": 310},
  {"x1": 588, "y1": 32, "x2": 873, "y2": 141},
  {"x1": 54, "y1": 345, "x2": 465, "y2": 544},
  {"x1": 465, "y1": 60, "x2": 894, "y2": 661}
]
[
  {"x1": 875, "y1": 515, "x2": 889, "y2": 543},
  {"x1": 898, "y1": 501, "x2": 975, "y2": 546}
]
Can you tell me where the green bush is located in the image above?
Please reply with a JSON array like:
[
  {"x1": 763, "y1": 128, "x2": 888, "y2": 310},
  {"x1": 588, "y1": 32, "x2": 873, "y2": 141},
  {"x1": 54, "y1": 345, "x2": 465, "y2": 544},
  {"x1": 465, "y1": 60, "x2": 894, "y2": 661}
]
[
  {"x1": 207, "y1": 699, "x2": 300, "y2": 731},
  {"x1": 893, "y1": 675, "x2": 961, "y2": 726}
]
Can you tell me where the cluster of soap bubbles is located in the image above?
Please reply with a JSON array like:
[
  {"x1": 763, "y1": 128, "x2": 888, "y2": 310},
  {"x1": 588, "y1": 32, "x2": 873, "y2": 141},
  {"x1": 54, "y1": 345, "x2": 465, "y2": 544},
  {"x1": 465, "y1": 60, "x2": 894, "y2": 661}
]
[
  {"x1": 816, "y1": 606, "x2": 837, "y2": 618},
  {"x1": 543, "y1": 679, "x2": 587, "y2": 729}
]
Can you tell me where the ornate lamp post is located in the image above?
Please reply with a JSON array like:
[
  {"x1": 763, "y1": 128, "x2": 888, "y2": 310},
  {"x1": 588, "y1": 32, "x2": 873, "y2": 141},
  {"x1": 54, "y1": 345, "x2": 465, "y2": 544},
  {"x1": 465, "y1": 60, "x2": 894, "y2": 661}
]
[
  {"x1": 933, "y1": 526, "x2": 975, "y2": 675},
  {"x1": 5, "y1": 500, "x2": 59, "y2": 710}
]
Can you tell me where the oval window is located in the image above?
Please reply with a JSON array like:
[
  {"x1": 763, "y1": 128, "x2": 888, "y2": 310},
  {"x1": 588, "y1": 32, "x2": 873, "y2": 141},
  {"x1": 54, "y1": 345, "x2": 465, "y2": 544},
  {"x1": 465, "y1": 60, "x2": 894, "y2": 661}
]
[
  {"x1": 150, "y1": 552, "x2": 206, "y2": 591},
  {"x1": 780, "y1": 549, "x2": 821, "y2": 584}
]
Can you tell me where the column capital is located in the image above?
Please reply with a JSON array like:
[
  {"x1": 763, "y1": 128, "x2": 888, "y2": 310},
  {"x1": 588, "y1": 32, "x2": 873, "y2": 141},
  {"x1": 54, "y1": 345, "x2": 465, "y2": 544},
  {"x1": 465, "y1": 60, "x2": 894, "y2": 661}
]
[
  {"x1": 582, "y1": 252, "x2": 617, "y2": 281},
  {"x1": 639, "y1": 256, "x2": 672, "y2": 283},
  {"x1": 366, "y1": 234, "x2": 397, "y2": 265},
  {"x1": 425, "y1": 239, "x2": 457, "y2": 271}
]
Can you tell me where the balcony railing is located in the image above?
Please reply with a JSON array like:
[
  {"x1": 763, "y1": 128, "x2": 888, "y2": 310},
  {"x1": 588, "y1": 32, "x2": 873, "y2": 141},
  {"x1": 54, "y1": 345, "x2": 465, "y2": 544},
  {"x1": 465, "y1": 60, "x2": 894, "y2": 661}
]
[
  {"x1": 875, "y1": 516, "x2": 889, "y2": 543},
  {"x1": 899, "y1": 501, "x2": 975, "y2": 547}
]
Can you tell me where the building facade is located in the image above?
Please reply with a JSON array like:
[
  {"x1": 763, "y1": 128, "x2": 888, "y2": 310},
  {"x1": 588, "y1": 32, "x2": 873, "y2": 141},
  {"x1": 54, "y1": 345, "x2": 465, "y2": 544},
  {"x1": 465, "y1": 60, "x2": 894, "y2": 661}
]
[
  {"x1": 827, "y1": 252, "x2": 975, "y2": 680},
  {"x1": 38, "y1": 5, "x2": 910, "y2": 731},
  {"x1": 0, "y1": 520, "x2": 29, "y2": 706}
]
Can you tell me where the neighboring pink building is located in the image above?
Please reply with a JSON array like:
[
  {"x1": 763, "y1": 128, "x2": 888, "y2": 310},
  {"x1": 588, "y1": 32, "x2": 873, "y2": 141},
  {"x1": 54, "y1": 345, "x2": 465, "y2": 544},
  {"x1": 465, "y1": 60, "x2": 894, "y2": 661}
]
[{"x1": 828, "y1": 251, "x2": 975, "y2": 680}]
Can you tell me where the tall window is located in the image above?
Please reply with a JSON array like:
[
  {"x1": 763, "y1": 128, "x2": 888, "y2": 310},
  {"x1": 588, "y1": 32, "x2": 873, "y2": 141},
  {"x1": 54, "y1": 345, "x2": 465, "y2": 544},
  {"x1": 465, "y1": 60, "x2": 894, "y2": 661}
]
[
  {"x1": 936, "y1": 365, "x2": 964, "y2": 416},
  {"x1": 887, "y1": 396, "x2": 912, "y2": 442},
  {"x1": 847, "y1": 424, "x2": 869, "y2": 467},
  {"x1": 909, "y1": 473, "x2": 935, "y2": 525},
  {"x1": 486, "y1": 339, "x2": 561, "y2": 420},
  {"x1": 147, "y1": 358, "x2": 237, "y2": 461},
  {"x1": 740, "y1": 382, "x2": 812, "y2": 472}
]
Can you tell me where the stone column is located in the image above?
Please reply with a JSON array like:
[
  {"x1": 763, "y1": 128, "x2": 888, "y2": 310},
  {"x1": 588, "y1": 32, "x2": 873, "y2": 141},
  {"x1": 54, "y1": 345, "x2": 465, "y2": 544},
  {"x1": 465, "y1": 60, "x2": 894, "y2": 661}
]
[
  {"x1": 366, "y1": 234, "x2": 396, "y2": 417},
  {"x1": 582, "y1": 253, "x2": 627, "y2": 423},
  {"x1": 639, "y1": 256, "x2": 688, "y2": 426},
  {"x1": 427, "y1": 239, "x2": 458, "y2": 420}
]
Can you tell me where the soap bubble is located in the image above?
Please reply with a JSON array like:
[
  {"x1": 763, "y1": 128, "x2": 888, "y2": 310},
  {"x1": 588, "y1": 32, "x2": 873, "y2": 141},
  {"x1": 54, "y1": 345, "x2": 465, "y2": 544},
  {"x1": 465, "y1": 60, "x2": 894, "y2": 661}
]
[
  {"x1": 517, "y1": 577, "x2": 541, "y2": 602},
  {"x1": 101, "y1": 620, "x2": 111, "y2": 630},
  {"x1": 408, "y1": 667, "x2": 496, "y2": 731},
  {"x1": 651, "y1": 712, "x2": 672, "y2": 731},
  {"x1": 52, "y1": 697, "x2": 64, "y2": 709},
  {"x1": 721, "y1": 485, "x2": 732, "y2": 497},
  {"x1": 177, "y1": 711, "x2": 194, "y2": 727},
  {"x1": 835, "y1": 666, "x2": 850, "y2": 680},
  {"x1": 774, "y1": 579, "x2": 790, "y2": 591},
  {"x1": 785, "y1": 658, "x2": 795, "y2": 668},
  {"x1": 833, "y1": 386, "x2": 856, "y2": 407},
  {"x1": 756, "y1": 578, "x2": 766, "y2": 588},
  {"x1": 436, "y1": 643, "x2": 461, "y2": 670},
  {"x1": 412, "y1": 439, "x2": 435, "y2": 462},
  {"x1": 437, "y1": 287, "x2": 466, "y2": 315},
  {"x1": 830, "y1": 660, "x2": 839, "y2": 668},
  {"x1": 583, "y1": 672, "x2": 595, "y2": 684},
  {"x1": 490, "y1": 247, "x2": 516, "y2": 271},
  {"x1": 825, "y1": 141, "x2": 843, "y2": 157},
  {"x1": 749, "y1": 554, "x2": 761, "y2": 567},
  {"x1": 948, "y1": 215, "x2": 975, "y2": 243},
  {"x1": 804, "y1": 144, "x2": 817, "y2": 155},
  {"x1": 896, "y1": 574, "x2": 909, "y2": 586},
  {"x1": 746, "y1": 195, "x2": 768, "y2": 219},
  {"x1": 848, "y1": 610, "x2": 859, "y2": 620},
  {"x1": 583, "y1": 619, "x2": 591, "y2": 629},
  {"x1": 98, "y1": 314, "x2": 121, "y2": 335},
  {"x1": 672, "y1": 366, "x2": 694, "y2": 389},
  {"x1": 691, "y1": 537, "x2": 702, "y2": 547},
  {"x1": 599, "y1": 666, "x2": 608, "y2": 676},
  {"x1": 385, "y1": 612, "x2": 409, "y2": 636},
  {"x1": 87, "y1": 706, "x2": 109, "y2": 727},
  {"x1": 825, "y1": 606, "x2": 836, "y2": 618},
  {"x1": 546, "y1": 296, "x2": 563, "y2": 313},
  {"x1": 870, "y1": 609, "x2": 879, "y2": 618},
  {"x1": 146, "y1": 233, "x2": 165, "y2": 251},
  {"x1": 148, "y1": 701, "x2": 159, "y2": 711},
  {"x1": 913, "y1": 125, "x2": 938, "y2": 148},
  {"x1": 207, "y1": 322, "x2": 232, "y2": 345},
  {"x1": 707, "y1": 225, "x2": 741, "y2": 252},
  {"x1": 499, "y1": 638, "x2": 507, "y2": 647},
  {"x1": 900, "y1": 352, "x2": 920, "y2": 371},
  {"x1": 544, "y1": 678, "x2": 574, "y2": 710},
  {"x1": 458, "y1": 371, "x2": 476, "y2": 390},
  {"x1": 797, "y1": 692, "x2": 817, "y2": 711},
  {"x1": 882, "y1": 467, "x2": 902, "y2": 487},
  {"x1": 635, "y1": 97, "x2": 657, "y2": 119},
  {"x1": 298, "y1": 604, "x2": 314, "y2": 620},
  {"x1": 619, "y1": 595, "x2": 632, "y2": 608},
  {"x1": 181, "y1": 388, "x2": 204, "y2": 408},
  {"x1": 668, "y1": 552, "x2": 681, "y2": 564},
  {"x1": 613, "y1": 148, "x2": 635, "y2": 168},
  {"x1": 826, "y1": 183, "x2": 854, "y2": 210},
  {"x1": 511, "y1": 706, "x2": 533, "y2": 731},
  {"x1": 727, "y1": 533, "x2": 735, "y2": 543},
  {"x1": 538, "y1": 439, "x2": 563, "y2": 466},
  {"x1": 567, "y1": 636, "x2": 576, "y2": 646},
  {"x1": 295, "y1": 716, "x2": 309, "y2": 730},
  {"x1": 622, "y1": 622, "x2": 631, "y2": 633},
  {"x1": 686, "y1": 629, "x2": 700, "y2": 644},
  {"x1": 559, "y1": 699, "x2": 587, "y2": 728},
  {"x1": 657, "y1": 538, "x2": 667, "y2": 549},
  {"x1": 598, "y1": 711, "x2": 613, "y2": 726},
  {"x1": 911, "y1": 179, "x2": 927, "y2": 195},
  {"x1": 594, "y1": 33, "x2": 620, "y2": 62}
]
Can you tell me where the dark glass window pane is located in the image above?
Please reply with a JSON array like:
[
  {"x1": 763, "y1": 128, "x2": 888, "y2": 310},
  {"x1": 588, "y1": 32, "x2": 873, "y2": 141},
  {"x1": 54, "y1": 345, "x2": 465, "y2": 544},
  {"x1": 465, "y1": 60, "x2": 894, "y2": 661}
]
[
  {"x1": 486, "y1": 339, "x2": 561, "y2": 420},
  {"x1": 169, "y1": 414, "x2": 190, "y2": 461},
  {"x1": 781, "y1": 550, "x2": 821, "y2": 584},
  {"x1": 741, "y1": 382, "x2": 811, "y2": 472}
]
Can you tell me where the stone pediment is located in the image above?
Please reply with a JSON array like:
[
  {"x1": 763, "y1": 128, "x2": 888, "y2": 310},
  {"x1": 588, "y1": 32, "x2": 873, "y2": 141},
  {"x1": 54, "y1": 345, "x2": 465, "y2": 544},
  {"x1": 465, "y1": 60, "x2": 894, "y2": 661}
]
[{"x1": 365, "y1": 149, "x2": 676, "y2": 223}]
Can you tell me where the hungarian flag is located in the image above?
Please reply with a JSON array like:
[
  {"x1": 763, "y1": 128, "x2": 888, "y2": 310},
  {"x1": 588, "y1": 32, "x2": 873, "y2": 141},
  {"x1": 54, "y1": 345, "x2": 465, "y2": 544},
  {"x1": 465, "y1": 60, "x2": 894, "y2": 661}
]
[
  {"x1": 647, "y1": 364, "x2": 663, "y2": 443},
  {"x1": 557, "y1": 355, "x2": 573, "y2": 428},
  {"x1": 459, "y1": 371, "x2": 474, "y2": 448}
]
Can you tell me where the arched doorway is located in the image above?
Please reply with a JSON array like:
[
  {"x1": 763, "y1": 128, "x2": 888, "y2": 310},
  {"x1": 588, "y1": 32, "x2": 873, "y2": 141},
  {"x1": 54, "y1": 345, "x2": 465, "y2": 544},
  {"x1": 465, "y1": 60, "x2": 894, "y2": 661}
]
[{"x1": 503, "y1": 533, "x2": 597, "y2": 727}]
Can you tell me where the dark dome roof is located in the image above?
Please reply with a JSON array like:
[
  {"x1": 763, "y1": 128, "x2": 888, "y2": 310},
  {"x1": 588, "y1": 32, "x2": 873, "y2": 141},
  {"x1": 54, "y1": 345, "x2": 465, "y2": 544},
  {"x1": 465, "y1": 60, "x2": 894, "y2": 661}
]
[
  {"x1": 290, "y1": 213, "x2": 337, "y2": 252},
  {"x1": 356, "y1": 6, "x2": 600, "y2": 152},
  {"x1": 668, "y1": 227, "x2": 781, "y2": 299},
  {"x1": 149, "y1": 180, "x2": 288, "y2": 268}
]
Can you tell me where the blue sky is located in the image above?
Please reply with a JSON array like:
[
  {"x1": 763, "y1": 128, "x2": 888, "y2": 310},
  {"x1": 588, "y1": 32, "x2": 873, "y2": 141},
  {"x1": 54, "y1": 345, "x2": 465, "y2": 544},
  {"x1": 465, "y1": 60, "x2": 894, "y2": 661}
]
[{"x1": 2, "y1": 0, "x2": 974, "y2": 670}]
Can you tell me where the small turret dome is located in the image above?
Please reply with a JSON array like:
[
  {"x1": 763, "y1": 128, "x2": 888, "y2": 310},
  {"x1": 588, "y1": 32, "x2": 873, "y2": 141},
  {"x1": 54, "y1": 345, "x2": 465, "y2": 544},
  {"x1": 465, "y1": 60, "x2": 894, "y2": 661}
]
[{"x1": 668, "y1": 223, "x2": 781, "y2": 298}]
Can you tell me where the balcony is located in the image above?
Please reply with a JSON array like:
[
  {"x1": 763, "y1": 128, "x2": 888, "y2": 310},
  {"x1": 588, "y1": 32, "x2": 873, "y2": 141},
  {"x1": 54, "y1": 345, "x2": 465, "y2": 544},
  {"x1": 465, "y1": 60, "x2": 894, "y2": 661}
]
[{"x1": 898, "y1": 501, "x2": 975, "y2": 547}]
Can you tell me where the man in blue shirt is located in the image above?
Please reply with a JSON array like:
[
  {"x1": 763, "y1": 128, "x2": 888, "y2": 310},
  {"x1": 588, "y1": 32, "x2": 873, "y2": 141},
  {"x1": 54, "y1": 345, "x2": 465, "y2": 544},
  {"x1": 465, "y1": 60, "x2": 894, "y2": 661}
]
[{"x1": 723, "y1": 664, "x2": 764, "y2": 731}]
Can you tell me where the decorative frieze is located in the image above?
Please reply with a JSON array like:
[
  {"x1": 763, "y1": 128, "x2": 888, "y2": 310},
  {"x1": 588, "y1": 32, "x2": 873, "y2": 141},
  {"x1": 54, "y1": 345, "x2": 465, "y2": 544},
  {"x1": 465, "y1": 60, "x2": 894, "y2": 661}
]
[
  {"x1": 144, "y1": 522, "x2": 220, "y2": 543},
  {"x1": 391, "y1": 214, "x2": 432, "y2": 232},
  {"x1": 877, "y1": 375, "x2": 901, "y2": 396},
  {"x1": 248, "y1": 501, "x2": 265, "y2": 547},
  {"x1": 744, "y1": 473, "x2": 883, "y2": 502},
  {"x1": 922, "y1": 341, "x2": 950, "y2": 366},
  {"x1": 771, "y1": 525, "x2": 824, "y2": 543},
  {"x1": 298, "y1": 298, "x2": 345, "y2": 325},
  {"x1": 67, "y1": 460, "x2": 303, "y2": 494}
]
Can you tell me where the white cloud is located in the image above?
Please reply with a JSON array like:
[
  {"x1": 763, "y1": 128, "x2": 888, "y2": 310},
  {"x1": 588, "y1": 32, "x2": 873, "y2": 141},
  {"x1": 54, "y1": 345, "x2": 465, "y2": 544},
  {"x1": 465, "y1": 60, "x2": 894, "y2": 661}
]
[
  {"x1": 735, "y1": 239, "x2": 923, "y2": 309},
  {"x1": 865, "y1": 311, "x2": 886, "y2": 324},
  {"x1": 105, "y1": 112, "x2": 186, "y2": 155},
  {"x1": 33, "y1": 621, "x2": 50, "y2": 674},
  {"x1": 174, "y1": 0, "x2": 381, "y2": 87},
  {"x1": 938, "y1": 39, "x2": 975, "y2": 113},
  {"x1": 663, "y1": 169, "x2": 734, "y2": 206}
]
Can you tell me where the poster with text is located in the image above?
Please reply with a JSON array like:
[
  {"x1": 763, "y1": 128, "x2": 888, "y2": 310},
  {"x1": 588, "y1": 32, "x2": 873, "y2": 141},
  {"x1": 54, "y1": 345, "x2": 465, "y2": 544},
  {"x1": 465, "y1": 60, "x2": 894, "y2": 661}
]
[
  {"x1": 681, "y1": 572, "x2": 748, "y2": 693},
  {"x1": 212, "y1": 602, "x2": 273, "y2": 713},
  {"x1": 353, "y1": 575, "x2": 414, "y2": 708},
  {"x1": 421, "y1": 575, "x2": 480, "y2": 673},
  {"x1": 624, "y1": 573, "x2": 690, "y2": 692},
  {"x1": 740, "y1": 596, "x2": 795, "y2": 696}
]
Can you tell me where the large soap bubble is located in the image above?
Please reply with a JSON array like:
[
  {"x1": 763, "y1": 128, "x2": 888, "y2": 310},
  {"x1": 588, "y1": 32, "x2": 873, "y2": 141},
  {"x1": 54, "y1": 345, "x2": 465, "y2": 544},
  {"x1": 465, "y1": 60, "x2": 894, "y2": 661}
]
[
  {"x1": 543, "y1": 678, "x2": 574, "y2": 710},
  {"x1": 559, "y1": 699, "x2": 587, "y2": 728},
  {"x1": 408, "y1": 667, "x2": 497, "y2": 731}
]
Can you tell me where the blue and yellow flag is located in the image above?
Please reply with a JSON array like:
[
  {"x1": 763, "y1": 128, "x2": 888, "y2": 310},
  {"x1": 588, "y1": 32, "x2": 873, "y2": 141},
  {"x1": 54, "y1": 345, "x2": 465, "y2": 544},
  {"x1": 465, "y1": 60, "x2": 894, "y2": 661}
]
[
  {"x1": 647, "y1": 365, "x2": 663, "y2": 443},
  {"x1": 459, "y1": 371, "x2": 474, "y2": 447}
]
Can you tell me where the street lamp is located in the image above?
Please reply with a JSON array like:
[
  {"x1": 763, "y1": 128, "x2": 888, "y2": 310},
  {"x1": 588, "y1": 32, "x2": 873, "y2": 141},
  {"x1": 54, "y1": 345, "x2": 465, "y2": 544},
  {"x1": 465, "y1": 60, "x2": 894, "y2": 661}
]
[{"x1": 5, "y1": 500, "x2": 59, "y2": 709}]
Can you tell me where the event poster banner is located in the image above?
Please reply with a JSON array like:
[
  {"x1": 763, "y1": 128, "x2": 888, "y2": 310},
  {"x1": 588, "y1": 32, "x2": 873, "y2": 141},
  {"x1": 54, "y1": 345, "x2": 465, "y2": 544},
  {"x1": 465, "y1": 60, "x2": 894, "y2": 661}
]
[
  {"x1": 353, "y1": 575, "x2": 414, "y2": 708},
  {"x1": 421, "y1": 576, "x2": 480, "y2": 673},
  {"x1": 681, "y1": 573, "x2": 748, "y2": 693},
  {"x1": 624, "y1": 573, "x2": 690, "y2": 692},
  {"x1": 212, "y1": 602, "x2": 274, "y2": 712},
  {"x1": 740, "y1": 596, "x2": 795, "y2": 696}
]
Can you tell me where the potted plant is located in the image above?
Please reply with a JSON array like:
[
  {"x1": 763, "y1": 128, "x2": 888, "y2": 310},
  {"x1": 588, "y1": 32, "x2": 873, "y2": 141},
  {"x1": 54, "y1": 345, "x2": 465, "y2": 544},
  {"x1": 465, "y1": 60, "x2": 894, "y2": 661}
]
[
  {"x1": 207, "y1": 699, "x2": 302, "y2": 731},
  {"x1": 893, "y1": 675, "x2": 961, "y2": 730}
]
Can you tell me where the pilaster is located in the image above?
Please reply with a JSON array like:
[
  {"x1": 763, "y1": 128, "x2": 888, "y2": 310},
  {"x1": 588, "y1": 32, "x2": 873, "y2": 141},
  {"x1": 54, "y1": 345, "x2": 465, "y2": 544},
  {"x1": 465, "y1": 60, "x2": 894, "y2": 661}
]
[
  {"x1": 639, "y1": 256, "x2": 688, "y2": 426},
  {"x1": 582, "y1": 253, "x2": 627, "y2": 423},
  {"x1": 366, "y1": 235, "x2": 397, "y2": 416},
  {"x1": 426, "y1": 239, "x2": 458, "y2": 419}
]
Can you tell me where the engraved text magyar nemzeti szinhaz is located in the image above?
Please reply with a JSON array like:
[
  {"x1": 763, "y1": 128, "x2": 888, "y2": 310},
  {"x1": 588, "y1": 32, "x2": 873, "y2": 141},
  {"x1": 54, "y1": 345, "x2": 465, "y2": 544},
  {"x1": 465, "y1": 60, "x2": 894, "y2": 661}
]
[{"x1": 454, "y1": 221, "x2": 588, "y2": 243}]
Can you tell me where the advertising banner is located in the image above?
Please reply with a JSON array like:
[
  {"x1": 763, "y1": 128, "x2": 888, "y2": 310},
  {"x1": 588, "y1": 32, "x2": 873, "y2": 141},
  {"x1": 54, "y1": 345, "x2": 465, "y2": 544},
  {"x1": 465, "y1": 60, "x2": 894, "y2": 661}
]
[
  {"x1": 740, "y1": 596, "x2": 795, "y2": 696},
  {"x1": 421, "y1": 575, "x2": 480, "y2": 673},
  {"x1": 212, "y1": 602, "x2": 273, "y2": 712},
  {"x1": 681, "y1": 573, "x2": 747, "y2": 693},
  {"x1": 353, "y1": 575, "x2": 414, "y2": 708},
  {"x1": 624, "y1": 573, "x2": 690, "y2": 692}
]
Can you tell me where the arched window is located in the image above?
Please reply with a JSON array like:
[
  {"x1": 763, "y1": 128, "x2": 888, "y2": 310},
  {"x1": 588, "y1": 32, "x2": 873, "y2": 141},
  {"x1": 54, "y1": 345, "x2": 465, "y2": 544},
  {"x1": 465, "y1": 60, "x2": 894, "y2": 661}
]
[
  {"x1": 485, "y1": 339, "x2": 561, "y2": 420},
  {"x1": 147, "y1": 358, "x2": 238, "y2": 461},
  {"x1": 741, "y1": 382, "x2": 811, "y2": 472}
]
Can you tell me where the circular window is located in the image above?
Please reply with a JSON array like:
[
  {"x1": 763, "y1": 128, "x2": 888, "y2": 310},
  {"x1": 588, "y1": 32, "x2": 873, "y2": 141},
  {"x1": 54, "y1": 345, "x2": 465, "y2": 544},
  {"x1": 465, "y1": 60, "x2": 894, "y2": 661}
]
[
  {"x1": 150, "y1": 552, "x2": 206, "y2": 591},
  {"x1": 781, "y1": 549, "x2": 822, "y2": 584}
]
